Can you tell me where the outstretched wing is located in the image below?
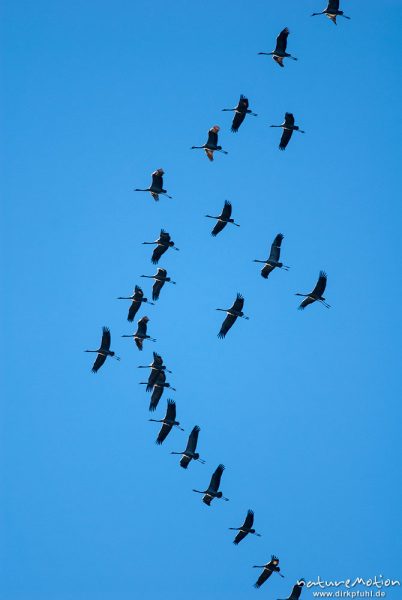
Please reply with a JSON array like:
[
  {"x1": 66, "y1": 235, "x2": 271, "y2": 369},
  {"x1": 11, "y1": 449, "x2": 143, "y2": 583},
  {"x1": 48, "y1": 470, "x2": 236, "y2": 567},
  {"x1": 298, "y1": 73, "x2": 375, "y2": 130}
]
[
  {"x1": 156, "y1": 422, "x2": 173, "y2": 445},
  {"x1": 233, "y1": 529, "x2": 249, "y2": 545},
  {"x1": 298, "y1": 296, "x2": 316, "y2": 310},
  {"x1": 231, "y1": 293, "x2": 244, "y2": 312},
  {"x1": 151, "y1": 245, "x2": 167, "y2": 264},
  {"x1": 133, "y1": 285, "x2": 144, "y2": 300},
  {"x1": 312, "y1": 270, "x2": 327, "y2": 296},
  {"x1": 328, "y1": 0, "x2": 340, "y2": 11},
  {"x1": 100, "y1": 326, "x2": 111, "y2": 352},
  {"x1": 289, "y1": 581, "x2": 305, "y2": 600},
  {"x1": 279, "y1": 128, "x2": 293, "y2": 150},
  {"x1": 152, "y1": 352, "x2": 163, "y2": 367},
  {"x1": 221, "y1": 200, "x2": 232, "y2": 220},
  {"x1": 159, "y1": 229, "x2": 171, "y2": 244},
  {"x1": 231, "y1": 111, "x2": 246, "y2": 133},
  {"x1": 203, "y1": 493, "x2": 213, "y2": 506},
  {"x1": 209, "y1": 464, "x2": 224, "y2": 492},
  {"x1": 151, "y1": 171, "x2": 163, "y2": 190},
  {"x1": 269, "y1": 233, "x2": 284, "y2": 262},
  {"x1": 211, "y1": 220, "x2": 228, "y2": 237},
  {"x1": 243, "y1": 509, "x2": 254, "y2": 529},
  {"x1": 218, "y1": 313, "x2": 237, "y2": 338},
  {"x1": 165, "y1": 399, "x2": 176, "y2": 421},
  {"x1": 284, "y1": 112, "x2": 295, "y2": 127},
  {"x1": 186, "y1": 425, "x2": 200, "y2": 453},
  {"x1": 152, "y1": 279, "x2": 164, "y2": 301},
  {"x1": 135, "y1": 337, "x2": 144, "y2": 350},
  {"x1": 149, "y1": 384, "x2": 164, "y2": 411},
  {"x1": 146, "y1": 368, "x2": 161, "y2": 392},
  {"x1": 180, "y1": 454, "x2": 192, "y2": 469},
  {"x1": 261, "y1": 263, "x2": 275, "y2": 279},
  {"x1": 128, "y1": 300, "x2": 141, "y2": 322},
  {"x1": 91, "y1": 353, "x2": 107, "y2": 373},
  {"x1": 136, "y1": 317, "x2": 148, "y2": 337},
  {"x1": 207, "y1": 129, "x2": 218, "y2": 147},
  {"x1": 275, "y1": 27, "x2": 289, "y2": 53},
  {"x1": 254, "y1": 568, "x2": 272, "y2": 589}
]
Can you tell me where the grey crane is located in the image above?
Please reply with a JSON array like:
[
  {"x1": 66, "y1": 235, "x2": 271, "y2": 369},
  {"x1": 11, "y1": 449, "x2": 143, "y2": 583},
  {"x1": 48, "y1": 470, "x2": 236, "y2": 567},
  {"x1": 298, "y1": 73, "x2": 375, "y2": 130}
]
[
  {"x1": 270, "y1": 113, "x2": 305, "y2": 150},
  {"x1": 138, "y1": 352, "x2": 172, "y2": 391},
  {"x1": 171, "y1": 425, "x2": 206, "y2": 468},
  {"x1": 277, "y1": 580, "x2": 305, "y2": 600},
  {"x1": 141, "y1": 370, "x2": 176, "y2": 412},
  {"x1": 193, "y1": 464, "x2": 229, "y2": 505},
  {"x1": 258, "y1": 28, "x2": 297, "y2": 67},
  {"x1": 253, "y1": 555, "x2": 284, "y2": 589},
  {"x1": 311, "y1": 0, "x2": 350, "y2": 24},
  {"x1": 205, "y1": 200, "x2": 240, "y2": 237},
  {"x1": 140, "y1": 268, "x2": 176, "y2": 301},
  {"x1": 142, "y1": 229, "x2": 179, "y2": 264},
  {"x1": 253, "y1": 233, "x2": 290, "y2": 278},
  {"x1": 149, "y1": 399, "x2": 183, "y2": 444},
  {"x1": 134, "y1": 168, "x2": 172, "y2": 201},
  {"x1": 121, "y1": 316, "x2": 156, "y2": 350},
  {"x1": 117, "y1": 285, "x2": 154, "y2": 322},
  {"x1": 296, "y1": 271, "x2": 331, "y2": 309},
  {"x1": 222, "y1": 95, "x2": 257, "y2": 132},
  {"x1": 85, "y1": 326, "x2": 120, "y2": 373},
  {"x1": 229, "y1": 509, "x2": 261, "y2": 545},
  {"x1": 191, "y1": 125, "x2": 228, "y2": 161},
  {"x1": 217, "y1": 293, "x2": 249, "y2": 338}
]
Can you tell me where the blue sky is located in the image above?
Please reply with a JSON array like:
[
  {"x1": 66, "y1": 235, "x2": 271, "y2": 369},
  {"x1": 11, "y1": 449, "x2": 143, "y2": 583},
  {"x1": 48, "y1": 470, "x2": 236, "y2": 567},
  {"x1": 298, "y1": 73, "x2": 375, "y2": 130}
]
[{"x1": 1, "y1": 1, "x2": 402, "y2": 599}]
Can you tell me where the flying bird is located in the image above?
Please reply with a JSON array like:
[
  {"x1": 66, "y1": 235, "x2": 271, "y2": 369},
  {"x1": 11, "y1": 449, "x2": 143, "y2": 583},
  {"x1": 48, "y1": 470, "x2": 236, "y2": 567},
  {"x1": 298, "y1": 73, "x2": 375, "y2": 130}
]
[
  {"x1": 117, "y1": 285, "x2": 154, "y2": 321},
  {"x1": 134, "y1": 168, "x2": 172, "y2": 201},
  {"x1": 258, "y1": 28, "x2": 298, "y2": 67},
  {"x1": 149, "y1": 399, "x2": 183, "y2": 444},
  {"x1": 138, "y1": 352, "x2": 172, "y2": 391},
  {"x1": 222, "y1": 95, "x2": 257, "y2": 132},
  {"x1": 85, "y1": 326, "x2": 120, "y2": 373},
  {"x1": 229, "y1": 509, "x2": 261, "y2": 545},
  {"x1": 121, "y1": 316, "x2": 156, "y2": 350},
  {"x1": 217, "y1": 293, "x2": 249, "y2": 338},
  {"x1": 140, "y1": 268, "x2": 176, "y2": 301},
  {"x1": 270, "y1": 113, "x2": 305, "y2": 150},
  {"x1": 193, "y1": 464, "x2": 229, "y2": 505},
  {"x1": 171, "y1": 425, "x2": 206, "y2": 469},
  {"x1": 296, "y1": 270, "x2": 331, "y2": 309},
  {"x1": 143, "y1": 229, "x2": 179, "y2": 264},
  {"x1": 278, "y1": 579, "x2": 305, "y2": 600},
  {"x1": 205, "y1": 200, "x2": 240, "y2": 237},
  {"x1": 253, "y1": 555, "x2": 284, "y2": 589},
  {"x1": 311, "y1": 0, "x2": 350, "y2": 24},
  {"x1": 253, "y1": 233, "x2": 290, "y2": 278},
  {"x1": 191, "y1": 125, "x2": 228, "y2": 161},
  {"x1": 141, "y1": 370, "x2": 176, "y2": 411}
]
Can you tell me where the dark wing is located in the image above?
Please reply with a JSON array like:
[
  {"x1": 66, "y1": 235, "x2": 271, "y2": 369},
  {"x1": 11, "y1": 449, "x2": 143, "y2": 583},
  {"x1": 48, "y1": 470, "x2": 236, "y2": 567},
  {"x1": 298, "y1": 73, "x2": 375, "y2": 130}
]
[
  {"x1": 186, "y1": 425, "x2": 200, "y2": 453},
  {"x1": 156, "y1": 422, "x2": 173, "y2": 445},
  {"x1": 151, "y1": 245, "x2": 167, "y2": 264},
  {"x1": 275, "y1": 27, "x2": 289, "y2": 53},
  {"x1": 231, "y1": 111, "x2": 246, "y2": 133},
  {"x1": 261, "y1": 263, "x2": 275, "y2": 279},
  {"x1": 211, "y1": 220, "x2": 228, "y2": 237},
  {"x1": 159, "y1": 229, "x2": 171, "y2": 243},
  {"x1": 233, "y1": 529, "x2": 249, "y2": 545},
  {"x1": 269, "y1": 233, "x2": 284, "y2": 262},
  {"x1": 207, "y1": 129, "x2": 218, "y2": 146},
  {"x1": 133, "y1": 285, "x2": 144, "y2": 300},
  {"x1": 203, "y1": 494, "x2": 213, "y2": 506},
  {"x1": 152, "y1": 279, "x2": 164, "y2": 301},
  {"x1": 151, "y1": 172, "x2": 163, "y2": 190},
  {"x1": 127, "y1": 300, "x2": 141, "y2": 322},
  {"x1": 284, "y1": 112, "x2": 295, "y2": 127},
  {"x1": 238, "y1": 94, "x2": 249, "y2": 110},
  {"x1": 298, "y1": 296, "x2": 316, "y2": 310},
  {"x1": 180, "y1": 454, "x2": 192, "y2": 469},
  {"x1": 231, "y1": 293, "x2": 244, "y2": 312},
  {"x1": 243, "y1": 509, "x2": 254, "y2": 529},
  {"x1": 209, "y1": 464, "x2": 224, "y2": 492},
  {"x1": 100, "y1": 326, "x2": 111, "y2": 352},
  {"x1": 327, "y1": 0, "x2": 340, "y2": 11},
  {"x1": 279, "y1": 128, "x2": 293, "y2": 150},
  {"x1": 290, "y1": 581, "x2": 304, "y2": 600},
  {"x1": 91, "y1": 353, "x2": 107, "y2": 373},
  {"x1": 157, "y1": 268, "x2": 167, "y2": 277},
  {"x1": 221, "y1": 200, "x2": 232, "y2": 220},
  {"x1": 165, "y1": 399, "x2": 176, "y2": 421},
  {"x1": 149, "y1": 384, "x2": 164, "y2": 411},
  {"x1": 312, "y1": 271, "x2": 327, "y2": 296},
  {"x1": 136, "y1": 318, "x2": 148, "y2": 337},
  {"x1": 254, "y1": 568, "x2": 272, "y2": 589},
  {"x1": 218, "y1": 313, "x2": 237, "y2": 338},
  {"x1": 146, "y1": 368, "x2": 160, "y2": 392},
  {"x1": 152, "y1": 352, "x2": 163, "y2": 367},
  {"x1": 135, "y1": 337, "x2": 144, "y2": 350}
]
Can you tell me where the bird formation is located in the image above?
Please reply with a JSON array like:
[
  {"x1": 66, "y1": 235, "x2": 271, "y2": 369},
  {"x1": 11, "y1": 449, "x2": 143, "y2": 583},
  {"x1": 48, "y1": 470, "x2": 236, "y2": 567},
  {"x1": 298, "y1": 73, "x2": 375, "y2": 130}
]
[{"x1": 84, "y1": 4, "x2": 351, "y2": 592}]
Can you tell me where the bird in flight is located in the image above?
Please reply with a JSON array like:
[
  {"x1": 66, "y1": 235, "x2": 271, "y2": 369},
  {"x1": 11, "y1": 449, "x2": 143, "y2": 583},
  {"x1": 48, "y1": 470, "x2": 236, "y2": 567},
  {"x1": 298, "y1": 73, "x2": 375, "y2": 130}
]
[
  {"x1": 229, "y1": 509, "x2": 261, "y2": 545},
  {"x1": 311, "y1": 0, "x2": 350, "y2": 24},
  {"x1": 140, "y1": 268, "x2": 176, "y2": 301},
  {"x1": 149, "y1": 399, "x2": 183, "y2": 444},
  {"x1": 222, "y1": 95, "x2": 257, "y2": 132},
  {"x1": 171, "y1": 425, "x2": 206, "y2": 469},
  {"x1": 121, "y1": 316, "x2": 156, "y2": 350},
  {"x1": 270, "y1": 113, "x2": 305, "y2": 150},
  {"x1": 85, "y1": 326, "x2": 120, "y2": 373},
  {"x1": 193, "y1": 464, "x2": 229, "y2": 505},
  {"x1": 296, "y1": 271, "x2": 331, "y2": 309},
  {"x1": 142, "y1": 229, "x2": 179, "y2": 264},
  {"x1": 191, "y1": 125, "x2": 228, "y2": 161},
  {"x1": 253, "y1": 555, "x2": 284, "y2": 589},
  {"x1": 205, "y1": 200, "x2": 240, "y2": 237},
  {"x1": 258, "y1": 28, "x2": 298, "y2": 67},
  {"x1": 134, "y1": 168, "x2": 172, "y2": 201},
  {"x1": 117, "y1": 285, "x2": 154, "y2": 322},
  {"x1": 253, "y1": 233, "x2": 290, "y2": 278},
  {"x1": 216, "y1": 293, "x2": 249, "y2": 338}
]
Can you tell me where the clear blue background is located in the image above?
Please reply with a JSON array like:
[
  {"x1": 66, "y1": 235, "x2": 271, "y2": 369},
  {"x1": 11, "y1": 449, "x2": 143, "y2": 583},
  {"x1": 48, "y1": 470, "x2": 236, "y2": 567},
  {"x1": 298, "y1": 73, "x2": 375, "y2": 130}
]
[{"x1": 1, "y1": 1, "x2": 401, "y2": 599}]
